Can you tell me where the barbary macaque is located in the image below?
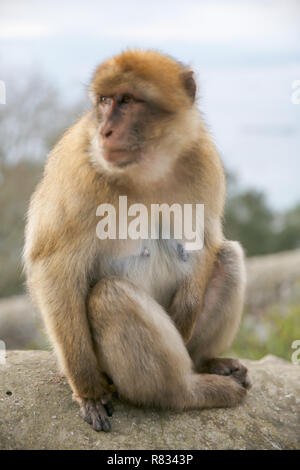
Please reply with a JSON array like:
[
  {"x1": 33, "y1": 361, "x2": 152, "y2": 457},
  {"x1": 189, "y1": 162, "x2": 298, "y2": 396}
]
[{"x1": 24, "y1": 49, "x2": 251, "y2": 432}]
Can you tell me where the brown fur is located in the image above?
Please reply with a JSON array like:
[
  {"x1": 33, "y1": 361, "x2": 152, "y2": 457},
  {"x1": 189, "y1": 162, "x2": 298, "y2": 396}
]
[
  {"x1": 24, "y1": 49, "x2": 249, "y2": 432},
  {"x1": 90, "y1": 49, "x2": 195, "y2": 111}
]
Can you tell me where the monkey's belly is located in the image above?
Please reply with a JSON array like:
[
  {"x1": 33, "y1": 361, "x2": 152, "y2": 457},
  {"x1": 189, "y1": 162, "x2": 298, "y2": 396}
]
[{"x1": 98, "y1": 239, "x2": 194, "y2": 308}]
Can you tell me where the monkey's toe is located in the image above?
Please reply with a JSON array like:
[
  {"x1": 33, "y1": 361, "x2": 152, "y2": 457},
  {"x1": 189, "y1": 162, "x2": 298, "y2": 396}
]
[
  {"x1": 231, "y1": 364, "x2": 252, "y2": 390},
  {"x1": 198, "y1": 358, "x2": 252, "y2": 390}
]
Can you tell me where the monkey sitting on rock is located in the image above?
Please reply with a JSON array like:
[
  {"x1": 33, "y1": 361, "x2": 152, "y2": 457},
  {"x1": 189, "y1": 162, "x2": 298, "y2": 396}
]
[{"x1": 24, "y1": 49, "x2": 251, "y2": 432}]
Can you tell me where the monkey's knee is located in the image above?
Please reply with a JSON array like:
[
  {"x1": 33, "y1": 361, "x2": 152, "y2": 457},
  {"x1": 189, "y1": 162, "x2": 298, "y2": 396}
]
[
  {"x1": 218, "y1": 240, "x2": 246, "y2": 321},
  {"x1": 89, "y1": 277, "x2": 115, "y2": 306},
  {"x1": 88, "y1": 277, "x2": 127, "y2": 319},
  {"x1": 188, "y1": 240, "x2": 246, "y2": 362},
  {"x1": 87, "y1": 277, "x2": 128, "y2": 349},
  {"x1": 217, "y1": 240, "x2": 246, "y2": 285},
  {"x1": 203, "y1": 240, "x2": 246, "y2": 314},
  {"x1": 87, "y1": 277, "x2": 193, "y2": 408}
]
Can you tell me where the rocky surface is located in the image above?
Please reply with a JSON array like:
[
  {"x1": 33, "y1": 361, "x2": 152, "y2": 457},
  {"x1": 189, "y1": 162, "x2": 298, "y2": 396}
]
[
  {"x1": 246, "y1": 249, "x2": 300, "y2": 316},
  {"x1": 0, "y1": 295, "x2": 48, "y2": 350},
  {"x1": 0, "y1": 351, "x2": 299, "y2": 450}
]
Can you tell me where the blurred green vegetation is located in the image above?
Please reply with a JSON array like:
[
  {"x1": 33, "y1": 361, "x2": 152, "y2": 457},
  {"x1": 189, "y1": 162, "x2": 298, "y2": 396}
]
[
  {"x1": 230, "y1": 303, "x2": 300, "y2": 361},
  {"x1": 224, "y1": 172, "x2": 300, "y2": 257}
]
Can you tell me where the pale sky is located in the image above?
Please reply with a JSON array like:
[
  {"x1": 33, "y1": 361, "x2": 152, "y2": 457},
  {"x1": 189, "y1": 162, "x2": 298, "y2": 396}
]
[
  {"x1": 1, "y1": 0, "x2": 300, "y2": 209},
  {"x1": 1, "y1": 0, "x2": 299, "y2": 45}
]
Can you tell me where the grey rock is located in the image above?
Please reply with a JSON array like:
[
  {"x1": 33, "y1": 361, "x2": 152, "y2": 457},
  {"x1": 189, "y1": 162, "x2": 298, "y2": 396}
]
[
  {"x1": 0, "y1": 351, "x2": 299, "y2": 450},
  {"x1": 0, "y1": 296, "x2": 48, "y2": 350},
  {"x1": 246, "y1": 249, "x2": 300, "y2": 316}
]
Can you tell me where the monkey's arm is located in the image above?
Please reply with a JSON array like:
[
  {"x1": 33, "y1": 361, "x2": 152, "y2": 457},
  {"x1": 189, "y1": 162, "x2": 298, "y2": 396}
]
[
  {"x1": 27, "y1": 254, "x2": 108, "y2": 400},
  {"x1": 168, "y1": 247, "x2": 217, "y2": 344},
  {"x1": 26, "y1": 251, "x2": 113, "y2": 431}
]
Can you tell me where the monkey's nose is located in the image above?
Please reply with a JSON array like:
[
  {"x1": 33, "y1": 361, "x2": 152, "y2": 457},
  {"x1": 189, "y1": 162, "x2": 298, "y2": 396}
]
[
  {"x1": 104, "y1": 129, "x2": 113, "y2": 138},
  {"x1": 101, "y1": 126, "x2": 113, "y2": 139}
]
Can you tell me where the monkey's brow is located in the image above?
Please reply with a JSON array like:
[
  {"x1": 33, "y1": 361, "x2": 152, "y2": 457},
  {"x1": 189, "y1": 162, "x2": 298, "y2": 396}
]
[{"x1": 99, "y1": 91, "x2": 144, "y2": 101}]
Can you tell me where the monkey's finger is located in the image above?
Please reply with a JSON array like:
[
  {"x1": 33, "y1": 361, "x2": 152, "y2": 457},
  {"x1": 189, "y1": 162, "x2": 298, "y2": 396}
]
[
  {"x1": 100, "y1": 416, "x2": 111, "y2": 432},
  {"x1": 80, "y1": 405, "x2": 93, "y2": 425},
  {"x1": 103, "y1": 401, "x2": 114, "y2": 417},
  {"x1": 91, "y1": 412, "x2": 103, "y2": 432},
  {"x1": 83, "y1": 401, "x2": 104, "y2": 432},
  {"x1": 96, "y1": 403, "x2": 111, "y2": 432},
  {"x1": 101, "y1": 393, "x2": 114, "y2": 415},
  {"x1": 83, "y1": 411, "x2": 93, "y2": 425}
]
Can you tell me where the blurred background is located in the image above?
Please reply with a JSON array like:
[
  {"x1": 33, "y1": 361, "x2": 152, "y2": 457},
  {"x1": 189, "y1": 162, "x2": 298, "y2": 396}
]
[{"x1": 0, "y1": 0, "x2": 300, "y2": 359}]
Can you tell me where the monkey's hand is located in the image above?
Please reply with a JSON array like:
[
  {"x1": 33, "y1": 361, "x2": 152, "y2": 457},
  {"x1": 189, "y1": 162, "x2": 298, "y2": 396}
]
[{"x1": 73, "y1": 391, "x2": 114, "y2": 432}]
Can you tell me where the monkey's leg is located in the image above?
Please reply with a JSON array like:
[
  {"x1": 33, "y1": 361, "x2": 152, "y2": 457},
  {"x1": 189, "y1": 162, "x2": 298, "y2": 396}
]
[
  {"x1": 87, "y1": 276, "x2": 247, "y2": 417},
  {"x1": 186, "y1": 241, "x2": 251, "y2": 388}
]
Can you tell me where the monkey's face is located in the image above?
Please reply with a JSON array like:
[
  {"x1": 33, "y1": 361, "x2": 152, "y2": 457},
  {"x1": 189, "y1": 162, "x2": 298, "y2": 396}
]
[
  {"x1": 89, "y1": 50, "x2": 199, "y2": 180},
  {"x1": 96, "y1": 91, "x2": 165, "y2": 168}
]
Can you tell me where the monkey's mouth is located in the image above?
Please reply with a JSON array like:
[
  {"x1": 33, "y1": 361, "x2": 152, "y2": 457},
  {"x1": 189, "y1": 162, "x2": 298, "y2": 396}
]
[{"x1": 102, "y1": 148, "x2": 142, "y2": 168}]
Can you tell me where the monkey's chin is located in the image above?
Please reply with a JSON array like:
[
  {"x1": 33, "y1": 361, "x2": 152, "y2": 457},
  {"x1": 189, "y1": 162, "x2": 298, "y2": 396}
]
[{"x1": 102, "y1": 150, "x2": 142, "y2": 168}]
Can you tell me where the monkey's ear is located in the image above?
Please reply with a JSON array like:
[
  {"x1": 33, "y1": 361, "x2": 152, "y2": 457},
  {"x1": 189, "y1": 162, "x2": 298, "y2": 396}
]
[{"x1": 182, "y1": 70, "x2": 197, "y2": 102}]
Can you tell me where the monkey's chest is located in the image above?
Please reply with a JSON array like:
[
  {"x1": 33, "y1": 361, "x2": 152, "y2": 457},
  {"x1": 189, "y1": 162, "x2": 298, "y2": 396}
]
[{"x1": 98, "y1": 239, "x2": 193, "y2": 308}]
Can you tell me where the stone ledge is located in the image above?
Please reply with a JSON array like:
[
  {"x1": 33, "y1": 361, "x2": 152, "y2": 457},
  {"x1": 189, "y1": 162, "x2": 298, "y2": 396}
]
[{"x1": 0, "y1": 351, "x2": 299, "y2": 450}]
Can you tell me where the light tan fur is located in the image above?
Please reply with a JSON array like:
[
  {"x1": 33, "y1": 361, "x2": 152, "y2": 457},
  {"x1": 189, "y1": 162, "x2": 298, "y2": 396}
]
[{"x1": 24, "y1": 49, "x2": 249, "y2": 432}]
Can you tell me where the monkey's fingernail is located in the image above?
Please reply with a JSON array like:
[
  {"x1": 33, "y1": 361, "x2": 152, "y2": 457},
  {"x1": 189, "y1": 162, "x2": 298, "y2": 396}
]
[{"x1": 101, "y1": 418, "x2": 111, "y2": 432}]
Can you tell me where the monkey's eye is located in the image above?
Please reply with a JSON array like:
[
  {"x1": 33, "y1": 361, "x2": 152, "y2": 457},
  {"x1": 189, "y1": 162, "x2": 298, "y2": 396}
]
[
  {"x1": 99, "y1": 96, "x2": 112, "y2": 105},
  {"x1": 120, "y1": 95, "x2": 133, "y2": 105}
]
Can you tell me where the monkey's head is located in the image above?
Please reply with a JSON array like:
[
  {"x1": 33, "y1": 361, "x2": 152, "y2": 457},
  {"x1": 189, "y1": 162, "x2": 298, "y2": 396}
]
[{"x1": 89, "y1": 49, "x2": 200, "y2": 182}]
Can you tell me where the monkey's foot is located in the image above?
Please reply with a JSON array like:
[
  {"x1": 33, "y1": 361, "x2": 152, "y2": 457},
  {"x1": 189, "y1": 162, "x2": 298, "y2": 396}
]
[
  {"x1": 197, "y1": 357, "x2": 252, "y2": 390},
  {"x1": 76, "y1": 397, "x2": 114, "y2": 432}
]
